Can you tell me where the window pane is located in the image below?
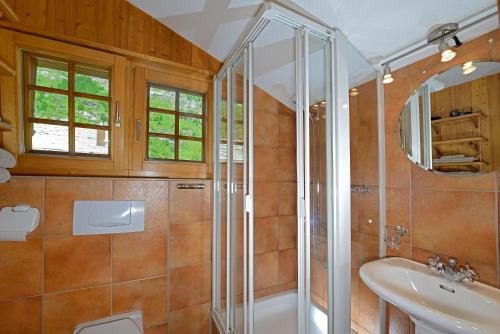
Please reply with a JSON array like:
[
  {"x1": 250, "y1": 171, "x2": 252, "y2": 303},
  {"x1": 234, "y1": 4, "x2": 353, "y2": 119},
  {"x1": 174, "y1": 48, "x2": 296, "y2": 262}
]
[
  {"x1": 179, "y1": 140, "x2": 202, "y2": 161},
  {"x1": 75, "y1": 97, "x2": 109, "y2": 126},
  {"x1": 179, "y1": 92, "x2": 203, "y2": 115},
  {"x1": 148, "y1": 137, "x2": 174, "y2": 159},
  {"x1": 31, "y1": 57, "x2": 68, "y2": 90},
  {"x1": 75, "y1": 128, "x2": 109, "y2": 155},
  {"x1": 31, "y1": 123, "x2": 69, "y2": 152},
  {"x1": 148, "y1": 112, "x2": 175, "y2": 135},
  {"x1": 234, "y1": 103, "x2": 243, "y2": 121},
  {"x1": 32, "y1": 91, "x2": 69, "y2": 121},
  {"x1": 179, "y1": 116, "x2": 202, "y2": 138},
  {"x1": 235, "y1": 124, "x2": 244, "y2": 141},
  {"x1": 75, "y1": 65, "x2": 110, "y2": 97},
  {"x1": 149, "y1": 86, "x2": 176, "y2": 110}
]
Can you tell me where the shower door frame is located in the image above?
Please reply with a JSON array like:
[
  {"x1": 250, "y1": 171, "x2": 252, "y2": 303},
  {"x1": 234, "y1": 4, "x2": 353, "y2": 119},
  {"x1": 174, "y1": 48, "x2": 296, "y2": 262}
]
[{"x1": 212, "y1": 3, "x2": 351, "y2": 334}]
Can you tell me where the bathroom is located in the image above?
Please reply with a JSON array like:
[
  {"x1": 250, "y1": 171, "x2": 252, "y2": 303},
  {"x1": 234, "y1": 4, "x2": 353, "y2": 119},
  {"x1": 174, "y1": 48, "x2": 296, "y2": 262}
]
[{"x1": 0, "y1": 0, "x2": 498, "y2": 333}]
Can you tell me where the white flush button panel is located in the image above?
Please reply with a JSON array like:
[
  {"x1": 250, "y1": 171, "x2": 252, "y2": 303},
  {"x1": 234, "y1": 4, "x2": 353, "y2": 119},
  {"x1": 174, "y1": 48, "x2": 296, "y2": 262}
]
[{"x1": 73, "y1": 201, "x2": 144, "y2": 235}]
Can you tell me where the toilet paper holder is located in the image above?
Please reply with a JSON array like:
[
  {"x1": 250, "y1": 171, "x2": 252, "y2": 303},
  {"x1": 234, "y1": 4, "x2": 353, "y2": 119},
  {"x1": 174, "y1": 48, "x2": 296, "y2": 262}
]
[{"x1": 0, "y1": 204, "x2": 40, "y2": 241}]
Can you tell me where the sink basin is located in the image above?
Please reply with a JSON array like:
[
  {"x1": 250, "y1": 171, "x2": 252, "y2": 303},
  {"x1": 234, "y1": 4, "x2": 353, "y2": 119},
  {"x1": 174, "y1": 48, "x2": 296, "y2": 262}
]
[{"x1": 359, "y1": 257, "x2": 500, "y2": 334}]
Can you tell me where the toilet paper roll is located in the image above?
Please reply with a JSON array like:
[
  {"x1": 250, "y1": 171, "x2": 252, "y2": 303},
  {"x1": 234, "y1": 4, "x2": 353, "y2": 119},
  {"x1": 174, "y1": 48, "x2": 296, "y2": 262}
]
[
  {"x1": 0, "y1": 148, "x2": 15, "y2": 168},
  {"x1": 0, "y1": 231, "x2": 27, "y2": 241},
  {"x1": 0, "y1": 168, "x2": 10, "y2": 183}
]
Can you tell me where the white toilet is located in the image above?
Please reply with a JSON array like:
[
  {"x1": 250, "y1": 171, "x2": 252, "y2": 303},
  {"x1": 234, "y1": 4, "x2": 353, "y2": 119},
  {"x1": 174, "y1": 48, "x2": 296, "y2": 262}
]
[{"x1": 73, "y1": 311, "x2": 143, "y2": 334}]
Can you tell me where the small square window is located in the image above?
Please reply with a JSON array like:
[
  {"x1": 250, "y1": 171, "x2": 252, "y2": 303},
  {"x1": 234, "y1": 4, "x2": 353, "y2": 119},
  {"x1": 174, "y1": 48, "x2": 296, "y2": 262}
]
[
  {"x1": 146, "y1": 84, "x2": 206, "y2": 162},
  {"x1": 24, "y1": 53, "x2": 111, "y2": 157}
]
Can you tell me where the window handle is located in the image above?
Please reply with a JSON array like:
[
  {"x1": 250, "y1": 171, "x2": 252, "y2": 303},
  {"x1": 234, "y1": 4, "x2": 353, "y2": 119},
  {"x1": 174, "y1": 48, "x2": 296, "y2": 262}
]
[
  {"x1": 135, "y1": 119, "x2": 142, "y2": 141},
  {"x1": 114, "y1": 101, "x2": 121, "y2": 127}
]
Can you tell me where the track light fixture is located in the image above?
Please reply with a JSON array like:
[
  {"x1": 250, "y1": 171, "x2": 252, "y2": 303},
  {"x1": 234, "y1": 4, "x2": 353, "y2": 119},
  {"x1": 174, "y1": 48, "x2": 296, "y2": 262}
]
[
  {"x1": 438, "y1": 40, "x2": 456, "y2": 62},
  {"x1": 382, "y1": 65, "x2": 394, "y2": 84},
  {"x1": 462, "y1": 61, "x2": 477, "y2": 75}
]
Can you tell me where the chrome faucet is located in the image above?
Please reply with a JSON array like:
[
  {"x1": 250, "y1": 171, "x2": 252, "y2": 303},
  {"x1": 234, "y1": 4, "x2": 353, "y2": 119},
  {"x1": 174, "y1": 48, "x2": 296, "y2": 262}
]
[{"x1": 426, "y1": 256, "x2": 479, "y2": 283}]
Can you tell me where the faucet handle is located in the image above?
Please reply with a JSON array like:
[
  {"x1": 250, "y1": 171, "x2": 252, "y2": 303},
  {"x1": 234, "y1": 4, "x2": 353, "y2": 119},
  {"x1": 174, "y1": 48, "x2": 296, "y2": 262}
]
[
  {"x1": 427, "y1": 255, "x2": 440, "y2": 268},
  {"x1": 462, "y1": 264, "x2": 479, "y2": 282}
]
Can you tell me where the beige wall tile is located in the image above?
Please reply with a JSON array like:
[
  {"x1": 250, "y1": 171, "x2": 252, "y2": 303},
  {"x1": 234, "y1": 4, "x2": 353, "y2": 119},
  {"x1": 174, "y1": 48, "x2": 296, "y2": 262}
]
[
  {"x1": 44, "y1": 235, "x2": 111, "y2": 293},
  {"x1": 112, "y1": 277, "x2": 168, "y2": 328},
  {"x1": 44, "y1": 287, "x2": 110, "y2": 334},
  {"x1": 112, "y1": 227, "x2": 167, "y2": 282},
  {"x1": 254, "y1": 216, "x2": 278, "y2": 254},
  {"x1": 169, "y1": 264, "x2": 211, "y2": 311},
  {"x1": 170, "y1": 222, "x2": 211, "y2": 268},
  {"x1": 168, "y1": 303, "x2": 210, "y2": 334},
  {"x1": 0, "y1": 238, "x2": 42, "y2": 301},
  {"x1": 0, "y1": 296, "x2": 42, "y2": 334}
]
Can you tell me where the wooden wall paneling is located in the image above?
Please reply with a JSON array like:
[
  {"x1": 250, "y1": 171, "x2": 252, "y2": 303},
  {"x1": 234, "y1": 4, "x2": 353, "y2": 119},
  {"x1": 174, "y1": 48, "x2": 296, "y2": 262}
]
[
  {"x1": 127, "y1": 3, "x2": 144, "y2": 54},
  {"x1": 158, "y1": 23, "x2": 172, "y2": 60},
  {"x1": 0, "y1": 0, "x2": 19, "y2": 22},
  {"x1": 97, "y1": 0, "x2": 114, "y2": 47},
  {"x1": 0, "y1": 29, "x2": 16, "y2": 151},
  {"x1": 114, "y1": 0, "x2": 129, "y2": 51},
  {"x1": 12, "y1": 0, "x2": 45, "y2": 29},
  {"x1": 473, "y1": 78, "x2": 492, "y2": 169},
  {"x1": 75, "y1": 0, "x2": 99, "y2": 41},
  {"x1": 488, "y1": 74, "x2": 500, "y2": 171},
  {"x1": 148, "y1": 19, "x2": 160, "y2": 58},
  {"x1": 1, "y1": 0, "x2": 219, "y2": 73}
]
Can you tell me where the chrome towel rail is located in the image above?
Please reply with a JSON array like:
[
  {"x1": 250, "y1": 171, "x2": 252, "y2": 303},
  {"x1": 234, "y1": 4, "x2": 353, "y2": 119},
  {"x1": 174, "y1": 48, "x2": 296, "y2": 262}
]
[{"x1": 176, "y1": 183, "x2": 205, "y2": 190}]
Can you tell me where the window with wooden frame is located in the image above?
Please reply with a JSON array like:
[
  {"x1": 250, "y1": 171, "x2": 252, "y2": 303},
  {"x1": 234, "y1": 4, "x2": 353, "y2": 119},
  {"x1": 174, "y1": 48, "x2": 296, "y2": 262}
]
[
  {"x1": 146, "y1": 83, "x2": 206, "y2": 162},
  {"x1": 23, "y1": 52, "x2": 112, "y2": 157}
]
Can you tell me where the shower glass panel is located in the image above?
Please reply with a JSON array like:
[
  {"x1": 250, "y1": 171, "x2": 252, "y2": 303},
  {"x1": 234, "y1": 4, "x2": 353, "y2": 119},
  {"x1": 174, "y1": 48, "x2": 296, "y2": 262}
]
[
  {"x1": 231, "y1": 55, "x2": 247, "y2": 334},
  {"x1": 212, "y1": 4, "x2": 351, "y2": 334},
  {"x1": 213, "y1": 72, "x2": 228, "y2": 328},
  {"x1": 309, "y1": 34, "x2": 332, "y2": 324}
]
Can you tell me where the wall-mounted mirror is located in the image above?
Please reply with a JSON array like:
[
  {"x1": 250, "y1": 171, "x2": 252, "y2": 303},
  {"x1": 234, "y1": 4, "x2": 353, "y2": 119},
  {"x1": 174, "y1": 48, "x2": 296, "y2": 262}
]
[{"x1": 398, "y1": 61, "x2": 500, "y2": 175}]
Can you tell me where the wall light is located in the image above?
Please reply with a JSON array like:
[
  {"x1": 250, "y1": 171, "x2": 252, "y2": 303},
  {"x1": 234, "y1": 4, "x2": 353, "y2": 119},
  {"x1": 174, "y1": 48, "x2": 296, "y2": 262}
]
[
  {"x1": 439, "y1": 40, "x2": 456, "y2": 62},
  {"x1": 462, "y1": 61, "x2": 477, "y2": 75},
  {"x1": 382, "y1": 65, "x2": 394, "y2": 84},
  {"x1": 349, "y1": 88, "x2": 359, "y2": 96}
]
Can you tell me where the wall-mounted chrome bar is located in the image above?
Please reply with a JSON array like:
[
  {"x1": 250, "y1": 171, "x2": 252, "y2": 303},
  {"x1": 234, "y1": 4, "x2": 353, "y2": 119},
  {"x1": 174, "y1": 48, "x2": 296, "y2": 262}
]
[
  {"x1": 351, "y1": 185, "x2": 370, "y2": 195},
  {"x1": 176, "y1": 183, "x2": 205, "y2": 190}
]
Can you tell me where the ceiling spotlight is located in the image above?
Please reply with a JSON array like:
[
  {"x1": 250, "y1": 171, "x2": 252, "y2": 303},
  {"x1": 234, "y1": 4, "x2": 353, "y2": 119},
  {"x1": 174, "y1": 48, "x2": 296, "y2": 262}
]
[
  {"x1": 382, "y1": 65, "x2": 394, "y2": 84},
  {"x1": 439, "y1": 40, "x2": 456, "y2": 62},
  {"x1": 349, "y1": 88, "x2": 359, "y2": 96},
  {"x1": 462, "y1": 61, "x2": 477, "y2": 75}
]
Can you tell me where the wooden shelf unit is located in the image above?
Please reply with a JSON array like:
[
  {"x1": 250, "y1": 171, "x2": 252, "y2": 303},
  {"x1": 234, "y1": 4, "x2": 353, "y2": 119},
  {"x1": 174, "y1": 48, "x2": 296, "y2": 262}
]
[
  {"x1": 433, "y1": 161, "x2": 486, "y2": 167},
  {"x1": 431, "y1": 112, "x2": 484, "y2": 126},
  {"x1": 432, "y1": 136, "x2": 486, "y2": 146}
]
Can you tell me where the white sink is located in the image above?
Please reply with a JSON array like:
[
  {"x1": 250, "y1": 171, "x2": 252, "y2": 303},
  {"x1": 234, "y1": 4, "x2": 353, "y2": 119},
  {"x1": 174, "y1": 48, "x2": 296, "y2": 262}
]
[{"x1": 359, "y1": 257, "x2": 500, "y2": 334}]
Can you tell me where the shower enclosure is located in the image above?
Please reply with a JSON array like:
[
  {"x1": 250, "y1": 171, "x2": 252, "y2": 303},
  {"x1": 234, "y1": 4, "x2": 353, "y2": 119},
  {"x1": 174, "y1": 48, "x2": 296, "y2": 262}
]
[{"x1": 212, "y1": 3, "x2": 351, "y2": 333}]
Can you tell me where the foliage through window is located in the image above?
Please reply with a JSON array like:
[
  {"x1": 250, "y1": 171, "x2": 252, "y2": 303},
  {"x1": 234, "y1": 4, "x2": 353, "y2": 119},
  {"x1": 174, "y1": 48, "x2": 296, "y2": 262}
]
[
  {"x1": 23, "y1": 53, "x2": 111, "y2": 156},
  {"x1": 147, "y1": 84, "x2": 206, "y2": 162}
]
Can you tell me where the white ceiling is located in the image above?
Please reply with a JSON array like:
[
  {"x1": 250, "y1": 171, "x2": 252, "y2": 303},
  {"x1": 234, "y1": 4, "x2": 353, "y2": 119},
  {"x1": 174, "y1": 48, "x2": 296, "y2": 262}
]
[{"x1": 129, "y1": 0, "x2": 498, "y2": 106}]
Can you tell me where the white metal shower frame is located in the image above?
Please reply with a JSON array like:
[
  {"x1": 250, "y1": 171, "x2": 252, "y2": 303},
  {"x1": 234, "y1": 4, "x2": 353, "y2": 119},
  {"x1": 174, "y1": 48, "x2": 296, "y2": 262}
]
[{"x1": 211, "y1": 3, "x2": 351, "y2": 334}]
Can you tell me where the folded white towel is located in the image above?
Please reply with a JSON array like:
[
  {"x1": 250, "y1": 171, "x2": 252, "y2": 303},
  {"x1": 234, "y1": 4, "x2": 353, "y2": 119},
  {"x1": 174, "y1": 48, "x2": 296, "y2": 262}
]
[
  {"x1": 0, "y1": 148, "x2": 15, "y2": 168},
  {"x1": 0, "y1": 168, "x2": 11, "y2": 183}
]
